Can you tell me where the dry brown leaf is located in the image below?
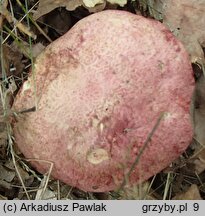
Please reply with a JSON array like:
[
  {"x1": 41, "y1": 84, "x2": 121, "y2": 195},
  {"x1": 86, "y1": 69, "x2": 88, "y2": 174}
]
[
  {"x1": 137, "y1": 0, "x2": 163, "y2": 20},
  {"x1": 0, "y1": 122, "x2": 8, "y2": 160},
  {"x1": 33, "y1": 0, "x2": 83, "y2": 20},
  {"x1": 0, "y1": 44, "x2": 24, "y2": 78},
  {"x1": 84, "y1": 1, "x2": 106, "y2": 13},
  {"x1": 0, "y1": 0, "x2": 8, "y2": 28},
  {"x1": 160, "y1": 0, "x2": 205, "y2": 65},
  {"x1": 192, "y1": 74, "x2": 205, "y2": 148},
  {"x1": 4, "y1": 161, "x2": 30, "y2": 182},
  {"x1": 187, "y1": 24, "x2": 205, "y2": 178},
  {"x1": 172, "y1": 184, "x2": 202, "y2": 200},
  {"x1": 0, "y1": 164, "x2": 16, "y2": 183},
  {"x1": 40, "y1": 189, "x2": 57, "y2": 200},
  {"x1": 192, "y1": 148, "x2": 205, "y2": 174},
  {"x1": 83, "y1": 0, "x2": 104, "y2": 8},
  {"x1": 34, "y1": 0, "x2": 127, "y2": 20},
  {"x1": 0, "y1": 179, "x2": 11, "y2": 190},
  {"x1": 107, "y1": 0, "x2": 127, "y2": 7}
]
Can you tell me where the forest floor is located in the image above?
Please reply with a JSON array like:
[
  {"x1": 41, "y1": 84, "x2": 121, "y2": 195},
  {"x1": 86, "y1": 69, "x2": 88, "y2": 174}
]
[{"x1": 0, "y1": 0, "x2": 204, "y2": 200}]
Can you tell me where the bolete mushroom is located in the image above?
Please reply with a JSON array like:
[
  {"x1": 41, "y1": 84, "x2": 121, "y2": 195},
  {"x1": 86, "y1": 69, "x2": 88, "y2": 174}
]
[{"x1": 12, "y1": 10, "x2": 194, "y2": 192}]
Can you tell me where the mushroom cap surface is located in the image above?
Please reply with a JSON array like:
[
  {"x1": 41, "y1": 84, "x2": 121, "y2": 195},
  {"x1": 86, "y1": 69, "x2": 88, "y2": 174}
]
[{"x1": 12, "y1": 10, "x2": 194, "y2": 192}]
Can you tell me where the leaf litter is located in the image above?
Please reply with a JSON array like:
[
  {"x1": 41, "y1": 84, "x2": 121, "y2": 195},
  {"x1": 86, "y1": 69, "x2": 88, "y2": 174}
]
[{"x1": 0, "y1": 0, "x2": 204, "y2": 199}]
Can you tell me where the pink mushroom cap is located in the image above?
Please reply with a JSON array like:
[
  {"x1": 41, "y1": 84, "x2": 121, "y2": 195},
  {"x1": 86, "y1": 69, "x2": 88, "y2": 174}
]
[{"x1": 12, "y1": 10, "x2": 194, "y2": 192}]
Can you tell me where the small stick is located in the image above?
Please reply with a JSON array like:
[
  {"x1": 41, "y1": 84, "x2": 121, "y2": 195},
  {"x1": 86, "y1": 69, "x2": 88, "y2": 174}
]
[{"x1": 17, "y1": 106, "x2": 36, "y2": 114}]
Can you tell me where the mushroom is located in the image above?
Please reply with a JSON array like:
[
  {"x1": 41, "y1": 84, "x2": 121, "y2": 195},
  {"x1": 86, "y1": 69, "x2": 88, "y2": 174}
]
[{"x1": 12, "y1": 10, "x2": 194, "y2": 192}]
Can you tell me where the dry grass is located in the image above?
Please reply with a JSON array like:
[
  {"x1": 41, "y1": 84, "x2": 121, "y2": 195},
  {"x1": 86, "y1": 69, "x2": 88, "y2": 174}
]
[{"x1": 0, "y1": 0, "x2": 204, "y2": 200}]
